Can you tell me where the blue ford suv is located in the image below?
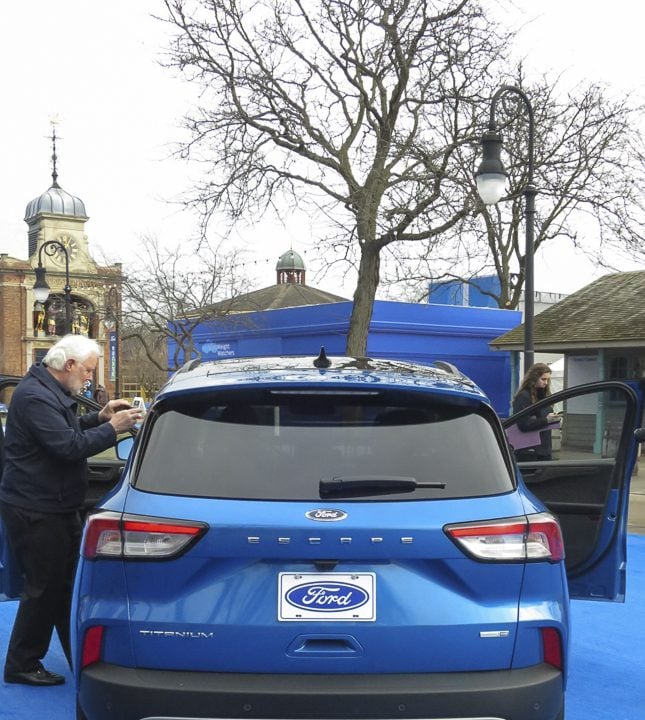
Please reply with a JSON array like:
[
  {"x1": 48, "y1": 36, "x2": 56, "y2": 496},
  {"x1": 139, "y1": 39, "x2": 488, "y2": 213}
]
[{"x1": 70, "y1": 353, "x2": 643, "y2": 720}]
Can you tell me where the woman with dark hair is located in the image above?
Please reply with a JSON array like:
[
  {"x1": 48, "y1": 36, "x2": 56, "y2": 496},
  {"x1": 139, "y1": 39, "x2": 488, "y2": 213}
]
[{"x1": 512, "y1": 363, "x2": 561, "y2": 461}]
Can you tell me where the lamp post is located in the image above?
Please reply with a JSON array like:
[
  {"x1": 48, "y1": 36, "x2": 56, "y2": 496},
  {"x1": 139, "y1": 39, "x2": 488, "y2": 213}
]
[
  {"x1": 32, "y1": 240, "x2": 73, "y2": 335},
  {"x1": 103, "y1": 286, "x2": 120, "y2": 399},
  {"x1": 475, "y1": 85, "x2": 536, "y2": 371}
]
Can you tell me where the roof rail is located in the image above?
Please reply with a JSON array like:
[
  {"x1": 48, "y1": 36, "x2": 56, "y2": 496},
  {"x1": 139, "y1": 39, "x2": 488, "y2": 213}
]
[
  {"x1": 177, "y1": 357, "x2": 202, "y2": 374},
  {"x1": 432, "y1": 360, "x2": 462, "y2": 376},
  {"x1": 431, "y1": 361, "x2": 476, "y2": 387}
]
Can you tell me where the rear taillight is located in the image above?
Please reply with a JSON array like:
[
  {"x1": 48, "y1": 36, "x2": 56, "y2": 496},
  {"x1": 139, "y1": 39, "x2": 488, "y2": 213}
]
[
  {"x1": 80, "y1": 625, "x2": 105, "y2": 669},
  {"x1": 541, "y1": 627, "x2": 563, "y2": 669},
  {"x1": 445, "y1": 513, "x2": 564, "y2": 563},
  {"x1": 82, "y1": 512, "x2": 206, "y2": 559}
]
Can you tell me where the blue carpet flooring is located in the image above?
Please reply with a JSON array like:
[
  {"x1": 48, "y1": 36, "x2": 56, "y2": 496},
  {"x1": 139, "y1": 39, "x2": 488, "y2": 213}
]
[{"x1": 1, "y1": 535, "x2": 644, "y2": 719}]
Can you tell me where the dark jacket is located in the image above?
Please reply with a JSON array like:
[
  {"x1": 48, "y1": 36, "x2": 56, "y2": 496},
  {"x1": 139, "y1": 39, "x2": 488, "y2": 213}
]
[
  {"x1": 512, "y1": 388, "x2": 554, "y2": 460},
  {"x1": 0, "y1": 363, "x2": 117, "y2": 513}
]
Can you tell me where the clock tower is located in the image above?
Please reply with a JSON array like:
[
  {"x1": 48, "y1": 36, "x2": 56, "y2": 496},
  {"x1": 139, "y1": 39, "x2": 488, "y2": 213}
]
[{"x1": 0, "y1": 124, "x2": 126, "y2": 397}]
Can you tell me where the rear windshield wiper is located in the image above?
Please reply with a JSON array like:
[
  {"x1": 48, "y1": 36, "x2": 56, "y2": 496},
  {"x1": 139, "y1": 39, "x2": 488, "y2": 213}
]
[{"x1": 319, "y1": 475, "x2": 446, "y2": 498}]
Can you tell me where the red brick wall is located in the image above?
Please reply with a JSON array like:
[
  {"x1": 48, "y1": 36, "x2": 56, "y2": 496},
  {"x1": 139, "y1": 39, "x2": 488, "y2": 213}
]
[{"x1": 0, "y1": 265, "x2": 28, "y2": 375}]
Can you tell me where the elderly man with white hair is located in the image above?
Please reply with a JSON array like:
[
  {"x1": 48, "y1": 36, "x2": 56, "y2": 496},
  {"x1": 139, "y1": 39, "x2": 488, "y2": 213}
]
[{"x1": 0, "y1": 334, "x2": 141, "y2": 687}]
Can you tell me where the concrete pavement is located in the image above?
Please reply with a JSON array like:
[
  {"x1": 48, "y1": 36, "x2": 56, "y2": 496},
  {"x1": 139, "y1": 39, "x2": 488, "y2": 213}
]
[{"x1": 628, "y1": 470, "x2": 645, "y2": 535}]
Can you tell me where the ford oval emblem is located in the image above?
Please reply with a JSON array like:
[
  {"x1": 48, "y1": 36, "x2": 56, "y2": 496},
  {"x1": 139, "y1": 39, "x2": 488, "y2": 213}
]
[
  {"x1": 285, "y1": 582, "x2": 368, "y2": 612},
  {"x1": 305, "y1": 508, "x2": 348, "y2": 522}
]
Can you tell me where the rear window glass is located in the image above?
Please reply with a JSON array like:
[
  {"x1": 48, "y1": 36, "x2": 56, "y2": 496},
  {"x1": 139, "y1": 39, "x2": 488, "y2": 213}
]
[{"x1": 133, "y1": 390, "x2": 512, "y2": 500}]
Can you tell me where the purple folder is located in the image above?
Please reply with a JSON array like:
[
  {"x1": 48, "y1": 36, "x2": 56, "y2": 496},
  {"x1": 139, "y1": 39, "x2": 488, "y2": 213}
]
[{"x1": 505, "y1": 422, "x2": 560, "y2": 450}]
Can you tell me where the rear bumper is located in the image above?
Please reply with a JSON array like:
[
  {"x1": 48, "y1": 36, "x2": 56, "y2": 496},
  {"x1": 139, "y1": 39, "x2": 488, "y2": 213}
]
[{"x1": 77, "y1": 663, "x2": 563, "y2": 720}]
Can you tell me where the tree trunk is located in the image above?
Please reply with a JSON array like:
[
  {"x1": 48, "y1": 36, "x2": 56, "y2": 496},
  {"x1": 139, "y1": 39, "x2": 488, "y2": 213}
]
[{"x1": 346, "y1": 245, "x2": 380, "y2": 357}]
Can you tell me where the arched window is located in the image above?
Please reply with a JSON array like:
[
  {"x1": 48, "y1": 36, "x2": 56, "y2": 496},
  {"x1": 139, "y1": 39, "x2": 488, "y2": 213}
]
[{"x1": 43, "y1": 295, "x2": 96, "y2": 338}]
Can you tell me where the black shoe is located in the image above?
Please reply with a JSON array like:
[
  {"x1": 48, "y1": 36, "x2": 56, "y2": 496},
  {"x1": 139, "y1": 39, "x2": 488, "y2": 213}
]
[{"x1": 4, "y1": 667, "x2": 65, "y2": 686}]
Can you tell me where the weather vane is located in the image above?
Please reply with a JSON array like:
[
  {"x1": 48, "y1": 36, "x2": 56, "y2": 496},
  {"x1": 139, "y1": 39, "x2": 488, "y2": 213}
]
[{"x1": 48, "y1": 114, "x2": 61, "y2": 187}]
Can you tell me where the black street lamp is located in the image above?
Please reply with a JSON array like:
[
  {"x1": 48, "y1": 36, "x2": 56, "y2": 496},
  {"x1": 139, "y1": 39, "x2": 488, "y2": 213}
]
[
  {"x1": 475, "y1": 85, "x2": 536, "y2": 371},
  {"x1": 103, "y1": 286, "x2": 120, "y2": 399},
  {"x1": 33, "y1": 240, "x2": 73, "y2": 335}
]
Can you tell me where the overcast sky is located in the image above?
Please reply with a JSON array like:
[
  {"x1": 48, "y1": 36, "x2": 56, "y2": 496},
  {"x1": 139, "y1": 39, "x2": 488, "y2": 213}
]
[{"x1": 1, "y1": 0, "x2": 642, "y2": 297}]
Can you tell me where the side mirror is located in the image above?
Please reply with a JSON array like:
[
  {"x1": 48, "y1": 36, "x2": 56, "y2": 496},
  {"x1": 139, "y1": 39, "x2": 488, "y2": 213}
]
[
  {"x1": 116, "y1": 436, "x2": 135, "y2": 461},
  {"x1": 634, "y1": 428, "x2": 645, "y2": 443}
]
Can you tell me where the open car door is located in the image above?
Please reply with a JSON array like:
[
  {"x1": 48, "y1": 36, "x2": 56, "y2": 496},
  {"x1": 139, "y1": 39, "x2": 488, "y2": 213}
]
[{"x1": 504, "y1": 380, "x2": 643, "y2": 602}]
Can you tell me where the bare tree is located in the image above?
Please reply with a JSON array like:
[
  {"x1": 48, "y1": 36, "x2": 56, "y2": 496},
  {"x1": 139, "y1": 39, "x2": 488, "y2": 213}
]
[
  {"x1": 120, "y1": 329, "x2": 168, "y2": 400},
  {"x1": 384, "y1": 70, "x2": 645, "y2": 307},
  {"x1": 161, "y1": 0, "x2": 513, "y2": 355},
  {"x1": 121, "y1": 235, "x2": 251, "y2": 371}
]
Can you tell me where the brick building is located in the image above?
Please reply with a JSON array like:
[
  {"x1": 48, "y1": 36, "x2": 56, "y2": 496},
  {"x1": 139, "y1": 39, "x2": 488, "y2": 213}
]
[{"x1": 0, "y1": 141, "x2": 123, "y2": 398}]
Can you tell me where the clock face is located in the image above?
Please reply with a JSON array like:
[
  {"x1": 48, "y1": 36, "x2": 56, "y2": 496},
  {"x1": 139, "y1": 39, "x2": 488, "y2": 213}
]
[{"x1": 51, "y1": 234, "x2": 79, "y2": 264}]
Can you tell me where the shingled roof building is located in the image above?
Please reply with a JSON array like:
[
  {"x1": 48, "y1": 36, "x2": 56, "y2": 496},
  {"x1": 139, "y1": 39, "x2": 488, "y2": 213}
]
[
  {"x1": 491, "y1": 270, "x2": 645, "y2": 387},
  {"x1": 203, "y1": 249, "x2": 347, "y2": 316}
]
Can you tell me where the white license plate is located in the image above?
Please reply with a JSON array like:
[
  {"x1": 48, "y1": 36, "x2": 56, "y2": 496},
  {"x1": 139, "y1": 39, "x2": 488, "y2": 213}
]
[{"x1": 278, "y1": 572, "x2": 376, "y2": 621}]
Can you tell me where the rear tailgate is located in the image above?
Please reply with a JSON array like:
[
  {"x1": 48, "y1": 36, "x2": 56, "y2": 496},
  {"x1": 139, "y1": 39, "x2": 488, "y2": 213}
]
[{"x1": 115, "y1": 492, "x2": 527, "y2": 674}]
